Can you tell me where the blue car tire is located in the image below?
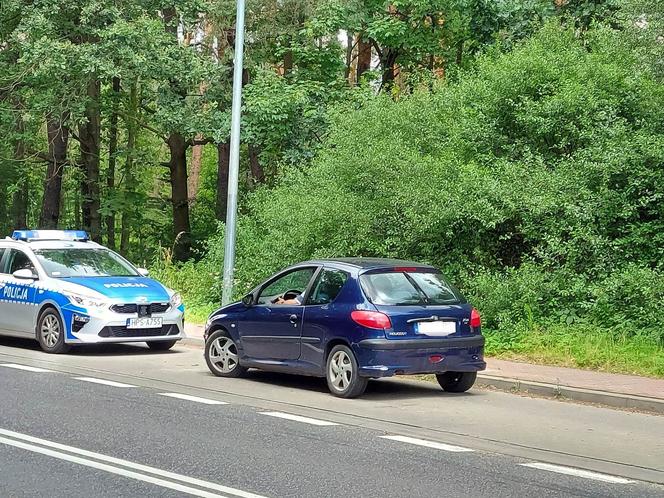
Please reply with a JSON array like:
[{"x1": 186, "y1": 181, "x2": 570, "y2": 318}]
[
  {"x1": 205, "y1": 330, "x2": 248, "y2": 378},
  {"x1": 436, "y1": 371, "x2": 477, "y2": 393},
  {"x1": 326, "y1": 345, "x2": 368, "y2": 398}
]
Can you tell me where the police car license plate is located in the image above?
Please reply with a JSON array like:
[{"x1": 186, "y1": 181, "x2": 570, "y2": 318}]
[
  {"x1": 127, "y1": 317, "x2": 163, "y2": 329},
  {"x1": 416, "y1": 321, "x2": 456, "y2": 337}
]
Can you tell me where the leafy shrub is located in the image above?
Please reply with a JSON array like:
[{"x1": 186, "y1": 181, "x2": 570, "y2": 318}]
[
  {"x1": 170, "y1": 23, "x2": 664, "y2": 374},
  {"x1": 589, "y1": 265, "x2": 664, "y2": 343}
]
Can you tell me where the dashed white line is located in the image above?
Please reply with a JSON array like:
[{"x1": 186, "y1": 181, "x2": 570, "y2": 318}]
[
  {"x1": 259, "y1": 411, "x2": 338, "y2": 426},
  {"x1": 0, "y1": 428, "x2": 267, "y2": 498},
  {"x1": 74, "y1": 377, "x2": 136, "y2": 388},
  {"x1": 379, "y1": 435, "x2": 474, "y2": 453},
  {"x1": 520, "y1": 463, "x2": 634, "y2": 484},
  {"x1": 0, "y1": 363, "x2": 53, "y2": 373},
  {"x1": 158, "y1": 393, "x2": 228, "y2": 405}
]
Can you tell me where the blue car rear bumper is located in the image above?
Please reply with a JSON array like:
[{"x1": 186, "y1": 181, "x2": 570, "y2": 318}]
[{"x1": 355, "y1": 335, "x2": 486, "y2": 378}]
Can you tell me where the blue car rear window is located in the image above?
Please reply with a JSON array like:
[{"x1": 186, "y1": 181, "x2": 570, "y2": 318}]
[{"x1": 360, "y1": 271, "x2": 461, "y2": 306}]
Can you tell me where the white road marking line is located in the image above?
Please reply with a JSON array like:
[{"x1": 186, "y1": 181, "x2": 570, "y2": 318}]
[
  {"x1": 158, "y1": 393, "x2": 228, "y2": 405},
  {"x1": 379, "y1": 435, "x2": 474, "y2": 453},
  {"x1": 74, "y1": 377, "x2": 136, "y2": 388},
  {"x1": 520, "y1": 463, "x2": 634, "y2": 484},
  {"x1": 0, "y1": 428, "x2": 267, "y2": 498},
  {"x1": 259, "y1": 411, "x2": 338, "y2": 426},
  {"x1": 0, "y1": 436, "x2": 228, "y2": 498},
  {"x1": 0, "y1": 363, "x2": 53, "y2": 373}
]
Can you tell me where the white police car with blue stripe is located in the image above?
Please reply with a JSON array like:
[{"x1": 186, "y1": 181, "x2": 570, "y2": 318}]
[{"x1": 0, "y1": 230, "x2": 185, "y2": 353}]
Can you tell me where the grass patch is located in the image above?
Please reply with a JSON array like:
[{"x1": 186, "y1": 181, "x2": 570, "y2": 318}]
[
  {"x1": 485, "y1": 324, "x2": 664, "y2": 378},
  {"x1": 184, "y1": 303, "x2": 217, "y2": 324},
  {"x1": 150, "y1": 258, "x2": 220, "y2": 325}
]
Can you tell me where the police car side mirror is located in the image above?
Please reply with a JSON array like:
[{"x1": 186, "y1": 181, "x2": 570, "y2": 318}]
[
  {"x1": 137, "y1": 268, "x2": 150, "y2": 277},
  {"x1": 13, "y1": 269, "x2": 37, "y2": 280}
]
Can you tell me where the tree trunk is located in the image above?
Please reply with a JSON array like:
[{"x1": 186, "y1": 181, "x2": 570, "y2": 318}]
[
  {"x1": 106, "y1": 76, "x2": 120, "y2": 250},
  {"x1": 283, "y1": 49, "x2": 293, "y2": 76},
  {"x1": 163, "y1": 5, "x2": 192, "y2": 261},
  {"x1": 345, "y1": 32, "x2": 355, "y2": 83},
  {"x1": 380, "y1": 49, "x2": 399, "y2": 91},
  {"x1": 248, "y1": 145, "x2": 265, "y2": 184},
  {"x1": 39, "y1": 116, "x2": 69, "y2": 229},
  {"x1": 216, "y1": 142, "x2": 230, "y2": 221},
  {"x1": 188, "y1": 135, "x2": 204, "y2": 203},
  {"x1": 120, "y1": 81, "x2": 138, "y2": 255},
  {"x1": 168, "y1": 133, "x2": 192, "y2": 261},
  {"x1": 12, "y1": 182, "x2": 28, "y2": 230},
  {"x1": 79, "y1": 77, "x2": 102, "y2": 242},
  {"x1": 12, "y1": 98, "x2": 27, "y2": 229},
  {"x1": 79, "y1": 159, "x2": 90, "y2": 230},
  {"x1": 357, "y1": 37, "x2": 372, "y2": 81},
  {"x1": 188, "y1": 78, "x2": 209, "y2": 204},
  {"x1": 455, "y1": 40, "x2": 464, "y2": 66}
]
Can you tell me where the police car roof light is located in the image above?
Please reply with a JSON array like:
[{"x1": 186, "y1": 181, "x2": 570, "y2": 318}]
[{"x1": 11, "y1": 230, "x2": 90, "y2": 242}]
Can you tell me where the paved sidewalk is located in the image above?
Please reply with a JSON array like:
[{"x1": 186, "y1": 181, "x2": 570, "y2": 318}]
[
  {"x1": 183, "y1": 322, "x2": 664, "y2": 412},
  {"x1": 484, "y1": 358, "x2": 664, "y2": 400}
]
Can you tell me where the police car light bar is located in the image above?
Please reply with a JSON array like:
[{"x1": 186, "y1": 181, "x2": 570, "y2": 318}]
[{"x1": 11, "y1": 230, "x2": 90, "y2": 242}]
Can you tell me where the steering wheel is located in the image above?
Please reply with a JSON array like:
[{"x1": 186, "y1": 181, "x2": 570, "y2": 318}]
[{"x1": 272, "y1": 289, "x2": 301, "y2": 303}]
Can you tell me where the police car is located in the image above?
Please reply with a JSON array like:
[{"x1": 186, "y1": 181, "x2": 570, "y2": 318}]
[{"x1": 0, "y1": 230, "x2": 185, "y2": 353}]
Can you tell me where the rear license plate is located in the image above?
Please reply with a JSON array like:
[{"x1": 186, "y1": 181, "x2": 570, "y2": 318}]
[
  {"x1": 126, "y1": 317, "x2": 163, "y2": 330},
  {"x1": 416, "y1": 321, "x2": 456, "y2": 337}
]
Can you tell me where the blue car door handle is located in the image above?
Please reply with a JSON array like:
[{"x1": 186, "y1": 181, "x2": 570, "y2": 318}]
[{"x1": 289, "y1": 314, "x2": 298, "y2": 324}]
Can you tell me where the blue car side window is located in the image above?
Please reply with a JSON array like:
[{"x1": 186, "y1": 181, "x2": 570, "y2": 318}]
[
  {"x1": 306, "y1": 270, "x2": 348, "y2": 306},
  {"x1": 257, "y1": 267, "x2": 316, "y2": 305}
]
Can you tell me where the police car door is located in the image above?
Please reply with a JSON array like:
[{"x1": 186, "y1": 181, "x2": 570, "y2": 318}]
[{"x1": 0, "y1": 248, "x2": 39, "y2": 336}]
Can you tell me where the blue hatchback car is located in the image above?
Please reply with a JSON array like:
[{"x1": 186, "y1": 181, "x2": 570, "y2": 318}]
[{"x1": 204, "y1": 259, "x2": 486, "y2": 398}]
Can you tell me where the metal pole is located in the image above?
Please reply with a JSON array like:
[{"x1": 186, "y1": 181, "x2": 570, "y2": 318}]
[{"x1": 222, "y1": 0, "x2": 246, "y2": 305}]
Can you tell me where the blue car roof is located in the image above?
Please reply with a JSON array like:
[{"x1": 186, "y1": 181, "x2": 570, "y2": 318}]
[{"x1": 301, "y1": 258, "x2": 436, "y2": 271}]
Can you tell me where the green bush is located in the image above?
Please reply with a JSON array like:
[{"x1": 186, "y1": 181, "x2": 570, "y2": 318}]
[{"x1": 163, "y1": 23, "x2": 664, "y2": 375}]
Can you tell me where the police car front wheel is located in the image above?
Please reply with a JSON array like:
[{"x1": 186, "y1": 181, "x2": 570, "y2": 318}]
[{"x1": 37, "y1": 308, "x2": 70, "y2": 354}]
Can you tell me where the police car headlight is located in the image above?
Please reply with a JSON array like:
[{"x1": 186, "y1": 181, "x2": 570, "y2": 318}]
[
  {"x1": 169, "y1": 292, "x2": 182, "y2": 308},
  {"x1": 66, "y1": 293, "x2": 107, "y2": 309}
]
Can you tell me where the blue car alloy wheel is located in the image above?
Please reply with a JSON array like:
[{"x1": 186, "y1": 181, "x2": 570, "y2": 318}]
[
  {"x1": 204, "y1": 258, "x2": 487, "y2": 398},
  {"x1": 205, "y1": 330, "x2": 247, "y2": 378},
  {"x1": 326, "y1": 344, "x2": 368, "y2": 398}
]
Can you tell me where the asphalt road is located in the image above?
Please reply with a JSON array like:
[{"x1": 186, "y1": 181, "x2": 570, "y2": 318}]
[{"x1": 1, "y1": 337, "x2": 663, "y2": 498}]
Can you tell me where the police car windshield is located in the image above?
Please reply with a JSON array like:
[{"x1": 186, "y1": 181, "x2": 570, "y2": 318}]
[{"x1": 33, "y1": 248, "x2": 139, "y2": 278}]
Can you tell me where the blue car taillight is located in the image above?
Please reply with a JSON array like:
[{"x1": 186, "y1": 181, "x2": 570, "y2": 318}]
[
  {"x1": 351, "y1": 310, "x2": 392, "y2": 330},
  {"x1": 470, "y1": 308, "x2": 481, "y2": 331}
]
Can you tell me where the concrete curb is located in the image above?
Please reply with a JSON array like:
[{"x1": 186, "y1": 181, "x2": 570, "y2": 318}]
[
  {"x1": 179, "y1": 335, "x2": 664, "y2": 415},
  {"x1": 180, "y1": 336, "x2": 204, "y2": 348},
  {"x1": 476, "y1": 375, "x2": 664, "y2": 415}
]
